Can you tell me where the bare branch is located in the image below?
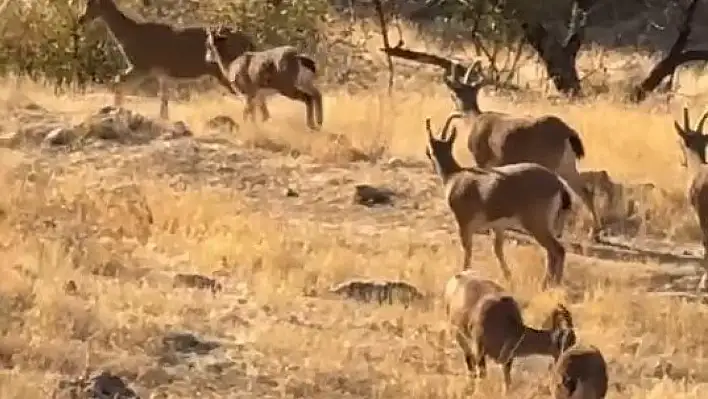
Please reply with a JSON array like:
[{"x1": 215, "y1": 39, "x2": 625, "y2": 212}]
[
  {"x1": 630, "y1": 0, "x2": 702, "y2": 102},
  {"x1": 372, "y1": 0, "x2": 396, "y2": 94}
]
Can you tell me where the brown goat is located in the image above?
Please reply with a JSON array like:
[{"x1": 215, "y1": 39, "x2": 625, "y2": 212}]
[
  {"x1": 443, "y1": 271, "x2": 576, "y2": 393},
  {"x1": 551, "y1": 345, "x2": 609, "y2": 399},
  {"x1": 443, "y1": 66, "x2": 602, "y2": 241},
  {"x1": 204, "y1": 28, "x2": 323, "y2": 131},
  {"x1": 78, "y1": 0, "x2": 254, "y2": 120},
  {"x1": 426, "y1": 114, "x2": 573, "y2": 287},
  {"x1": 672, "y1": 106, "x2": 708, "y2": 291}
]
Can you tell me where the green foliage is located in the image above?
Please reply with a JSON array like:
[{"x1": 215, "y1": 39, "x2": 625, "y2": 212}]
[{"x1": 0, "y1": 0, "x2": 328, "y2": 90}]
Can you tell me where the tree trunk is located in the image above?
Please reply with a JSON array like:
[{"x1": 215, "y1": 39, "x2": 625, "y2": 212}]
[
  {"x1": 513, "y1": 0, "x2": 593, "y2": 97},
  {"x1": 630, "y1": 0, "x2": 704, "y2": 103}
]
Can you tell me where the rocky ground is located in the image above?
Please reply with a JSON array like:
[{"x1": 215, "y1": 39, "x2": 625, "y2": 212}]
[{"x1": 1, "y1": 97, "x2": 707, "y2": 398}]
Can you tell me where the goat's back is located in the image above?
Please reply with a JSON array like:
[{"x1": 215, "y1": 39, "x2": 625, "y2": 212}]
[
  {"x1": 443, "y1": 271, "x2": 505, "y2": 329},
  {"x1": 114, "y1": 22, "x2": 254, "y2": 79},
  {"x1": 552, "y1": 345, "x2": 608, "y2": 399},
  {"x1": 474, "y1": 294, "x2": 525, "y2": 358},
  {"x1": 467, "y1": 113, "x2": 582, "y2": 171},
  {"x1": 447, "y1": 162, "x2": 568, "y2": 222}
]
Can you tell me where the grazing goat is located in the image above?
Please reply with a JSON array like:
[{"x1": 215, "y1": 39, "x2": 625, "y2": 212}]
[
  {"x1": 672, "y1": 106, "x2": 708, "y2": 291},
  {"x1": 442, "y1": 66, "x2": 602, "y2": 241},
  {"x1": 551, "y1": 345, "x2": 609, "y2": 399},
  {"x1": 204, "y1": 28, "x2": 323, "y2": 131},
  {"x1": 443, "y1": 271, "x2": 576, "y2": 393},
  {"x1": 78, "y1": 0, "x2": 254, "y2": 119},
  {"x1": 426, "y1": 113, "x2": 573, "y2": 287}
]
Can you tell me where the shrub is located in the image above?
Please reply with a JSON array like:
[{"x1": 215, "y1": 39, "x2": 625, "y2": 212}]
[{"x1": 0, "y1": 0, "x2": 328, "y2": 90}]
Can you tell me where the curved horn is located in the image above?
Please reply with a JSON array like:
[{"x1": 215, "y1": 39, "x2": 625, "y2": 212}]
[
  {"x1": 683, "y1": 106, "x2": 690, "y2": 131},
  {"x1": 696, "y1": 108, "x2": 708, "y2": 133},
  {"x1": 446, "y1": 62, "x2": 459, "y2": 82},
  {"x1": 462, "y1": 64, "x2": 475, "y2": 84},
  {"x1": 440, "y1": 112, "x2": 464, "y2": 141},
  {"x1": 425, "y1": 117, "x2": 434, "y2": 141}
]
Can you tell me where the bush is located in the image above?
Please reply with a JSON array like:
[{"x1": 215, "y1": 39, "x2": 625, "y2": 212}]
[{"x1": 0, "y1": 0, "x2": 328, "y2": 90}]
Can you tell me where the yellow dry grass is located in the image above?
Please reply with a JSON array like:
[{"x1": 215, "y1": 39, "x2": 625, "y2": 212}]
[{"x1": 0, "y1": 48, "x2": 708, "y2": 398}]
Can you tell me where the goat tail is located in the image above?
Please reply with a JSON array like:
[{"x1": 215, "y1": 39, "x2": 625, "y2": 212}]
[
  {"x1": 555, "y1": 174, "x2": 576, "y2": 211},
  {"x1": 566, "y1": 130, "x2": 585, "y2": 159},
  {"x1": 296, "y1": 54, "x2": 317, "y2": 75}
]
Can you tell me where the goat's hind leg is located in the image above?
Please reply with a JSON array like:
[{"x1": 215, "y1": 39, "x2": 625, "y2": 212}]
[
  {"x1": 454, "y1": 331, "x2": 479, "y2": 377},
  {"x1": 281, "y1": 87, "x2": 318, "y2": 131},
  {"x1": 564, "y1": 172, "x2": 603, "y2": 241},
  {"x1": 455, "y1": 217, "x2": 474, "y2": 270},
  {"x1": 524, "y1": 216, "x2": 566, "y2": 288}
]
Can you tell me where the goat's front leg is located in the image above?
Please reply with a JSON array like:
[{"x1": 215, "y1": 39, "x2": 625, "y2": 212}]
[
  {"x1": 255, "y1": 92, "x2": 270, "y2": 122},
  {"x1": 492, "y1": 228, "x2": 512, "y2": 281},
  {"x1": 111, "y1": 66, "x2": 144, "y2": 109},
  {"x1": 699, "y1": 233, "x2": 708, "y2": 292},
  {"x1": 157, "y1": 75, "x2": 171, "y2": 120},
  {"x1": 501, "y1": 359, "x2": 513, "y2": 395}
]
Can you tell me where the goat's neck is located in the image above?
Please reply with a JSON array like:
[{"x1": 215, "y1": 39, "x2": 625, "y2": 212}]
[
  {"x1": 95, "y1": 0, "x2": 139, "y2": 41},
  {"x1": 685, "y1": 148, "x2": 706, "y2": 178},
  {"x1": 459, "y1": 103, "x2": 481, "y2": 116},
  {"x1": 510, "y1": 327, "x2": 554, "y2": 358},
  {"x1": 432, "y1": 154, "x2": 463, "y2": 185},
  {"x1": 207, "y1": 43, "x2": 242, "y2": 96}
]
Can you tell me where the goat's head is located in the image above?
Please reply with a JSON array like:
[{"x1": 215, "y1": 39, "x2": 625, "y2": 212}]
[
  {"x1": 673, "y1": 106, "x2": 708, "y2": 167},
  {"x1": 425, "y1": 113, "x2": 463, "y2": 176},
  {"x1": 443, "y1": 62, "x2": 488, "y2": 114},
  {"x1": 78, "y1": 0, "x2": 105, "y2": 25},
  {"x1": 542, "y1": 303, "x2": 577, "y2": 360}
]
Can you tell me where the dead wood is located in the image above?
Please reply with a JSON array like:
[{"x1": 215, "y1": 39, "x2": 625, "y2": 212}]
[
  {"x1": 510, "y1": 0, "x2": 595, "y2": 97},
  {"x1": 372, "y1": 0, "x2": 398, "y2": 93},
  {"x1": 380, "y1": 40, "x2": 482, "y2": 82},
  {"x1": 630, "y1": 0, "x2": 705, "y2": 102}
]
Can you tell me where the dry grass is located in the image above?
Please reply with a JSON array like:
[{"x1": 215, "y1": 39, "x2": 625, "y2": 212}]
[{"x1": 1, "y1": 43, "x2": 708, "y2": 398}]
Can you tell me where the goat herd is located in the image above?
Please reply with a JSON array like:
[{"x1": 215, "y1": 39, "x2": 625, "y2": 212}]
[
  {"x1": 427, "y1": 64, "x2": 708, "y2": 397},
  {"x1": 73, "y1": 1, "x2": 708, "y2": 397}
]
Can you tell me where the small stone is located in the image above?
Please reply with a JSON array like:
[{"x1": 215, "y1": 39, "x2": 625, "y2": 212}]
[
  {"x1": 387, "y1": 157, "x2": 404, "y2": 167},
  {"x1": 353, "y1": 184, "x2": 396, "y2": 206},
  {"x1": 173, "y1": 273, "x2": 222, "y2": 293},
  {"x1": 43, "y1": 127, "x2": 74, "y2": 146},
  {"x1": 284, "y1": 187, "x2": 299, "y2": 197}
]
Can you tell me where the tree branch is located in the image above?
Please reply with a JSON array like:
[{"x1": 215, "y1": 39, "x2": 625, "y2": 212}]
[
  {"x1": 630, "y1": 0, "x2": 702, "y2": 102},
  {"x1": 372, "y1": 0, "x2": 396, "y2": 94}
]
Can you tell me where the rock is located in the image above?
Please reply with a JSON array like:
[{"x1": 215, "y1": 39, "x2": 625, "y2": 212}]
[
  {"x1": 284, "y1": 187, "x2": 299, "y2": 197},
  {"x1": 353, "y1": 184, "x2": 396, "y2": 206},
  {"x1": 160, "y1": 121, "x2": 193, "y2": 140},
  {"x1": 73, "y1": 106, "x2": 194, "y2": 146},
  {"x1": 162, "y1": 331, "x2": 220, "y2": 355},
  {"x1": 63, "y1": 280, "x2": 78, "y2": 295},
  {"x1": 172, "y1": 273, "x2": 222, "y2": 293},
  {"x1": 329, "y1": 279, "x2": 425, "y2": 307},
  {"x1": 206, "y1": 115, "x2": 239, "y2": 133},
  {"x1": 44, "y1": 126, "x2": 75, "y2": 146},
  {"x1": 57, "y1": 370, "x2": 140, "y2": 399}
]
